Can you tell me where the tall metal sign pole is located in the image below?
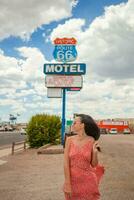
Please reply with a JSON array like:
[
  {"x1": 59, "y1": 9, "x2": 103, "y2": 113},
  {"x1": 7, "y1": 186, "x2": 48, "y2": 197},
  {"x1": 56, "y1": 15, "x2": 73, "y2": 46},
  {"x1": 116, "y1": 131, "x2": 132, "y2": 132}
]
[
  {"x1": 62, "y1": 88, "x2": 66, "y2": 145},
  {"x1": 53, "y1": 38, "x2": 78, "y2": 145},
  {"x1": 44, "y1": 38, "x2": 86, "y2": 145}
]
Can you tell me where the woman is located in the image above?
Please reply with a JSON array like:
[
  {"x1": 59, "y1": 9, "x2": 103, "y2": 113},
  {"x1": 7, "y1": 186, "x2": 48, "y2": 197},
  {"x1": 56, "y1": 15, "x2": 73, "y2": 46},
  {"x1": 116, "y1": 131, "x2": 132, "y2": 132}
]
[{"x1": 63, "y1": 114, "x2": 104, "y2": 200}]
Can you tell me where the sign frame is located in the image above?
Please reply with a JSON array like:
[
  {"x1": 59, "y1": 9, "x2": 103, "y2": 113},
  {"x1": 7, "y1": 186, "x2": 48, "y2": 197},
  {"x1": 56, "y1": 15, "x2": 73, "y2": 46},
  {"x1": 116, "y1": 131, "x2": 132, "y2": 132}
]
[
  {"x1": 45, "y1": 75, "x2": 83, "y2": 88},
  {"x1": 47, "y1": 88, "x2": 62, "y2": 98},
  {"x1": 44, "y1": 63, "x2": 86, "y2": 75}
]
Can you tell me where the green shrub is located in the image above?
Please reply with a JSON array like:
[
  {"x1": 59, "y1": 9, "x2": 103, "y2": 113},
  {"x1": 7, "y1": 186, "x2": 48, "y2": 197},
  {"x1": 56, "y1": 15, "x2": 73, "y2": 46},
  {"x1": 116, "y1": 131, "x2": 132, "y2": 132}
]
[{"x1": 26, "y1": 114, "x2": 61, "y2": 148}]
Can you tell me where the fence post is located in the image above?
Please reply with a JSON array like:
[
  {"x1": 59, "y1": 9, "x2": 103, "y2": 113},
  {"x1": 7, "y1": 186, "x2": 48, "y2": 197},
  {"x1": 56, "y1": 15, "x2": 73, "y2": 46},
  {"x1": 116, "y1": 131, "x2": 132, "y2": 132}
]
[
  {"x1": 12, "y1": 142, "x2": 15, "y2": 155},
  {"x1": 24, "y1": 142, "x2": 26, "y2": 150},
  {"x1": 11, "y1": 141, "x2": 27, "y2": 155}
]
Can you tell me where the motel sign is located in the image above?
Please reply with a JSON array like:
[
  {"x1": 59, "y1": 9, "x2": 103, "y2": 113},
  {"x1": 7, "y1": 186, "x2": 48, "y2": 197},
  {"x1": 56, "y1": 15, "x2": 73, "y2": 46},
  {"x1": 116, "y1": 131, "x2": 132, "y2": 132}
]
[
  {"x1": 43, "y1": 37, "x2": 86, "y2": 145},
  {"x1": 44, "y1": 63, "x2": 86, "y2": 75}
]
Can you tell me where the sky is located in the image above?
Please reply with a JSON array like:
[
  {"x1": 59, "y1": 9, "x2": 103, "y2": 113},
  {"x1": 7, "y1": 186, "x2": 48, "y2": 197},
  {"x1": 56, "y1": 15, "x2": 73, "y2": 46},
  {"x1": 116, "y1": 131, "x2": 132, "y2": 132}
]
[{"x1": 0, "y1": 0, "x2": 134, "y2": 123}]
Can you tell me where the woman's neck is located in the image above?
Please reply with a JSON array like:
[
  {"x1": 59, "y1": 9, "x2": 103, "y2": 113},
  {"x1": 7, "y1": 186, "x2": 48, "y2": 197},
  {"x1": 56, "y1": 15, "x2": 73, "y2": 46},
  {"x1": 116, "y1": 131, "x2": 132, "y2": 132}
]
[{"x1": 77, "y1": 132, "x2": 87, "y2": 140}]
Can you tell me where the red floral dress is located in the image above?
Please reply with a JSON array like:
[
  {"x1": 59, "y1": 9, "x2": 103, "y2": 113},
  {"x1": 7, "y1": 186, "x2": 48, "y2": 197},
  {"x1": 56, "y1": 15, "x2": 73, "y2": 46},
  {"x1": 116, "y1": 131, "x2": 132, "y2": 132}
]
[{"x1": 64, "y1": 139, "x2": 104, "y2": 200}]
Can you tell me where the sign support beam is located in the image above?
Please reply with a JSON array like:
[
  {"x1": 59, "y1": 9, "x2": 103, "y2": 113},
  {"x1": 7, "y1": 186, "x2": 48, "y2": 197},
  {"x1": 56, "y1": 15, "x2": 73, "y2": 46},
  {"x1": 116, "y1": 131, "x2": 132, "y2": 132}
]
[{"x1": 61, "y1": 88, "x2": 66, "y2": 145}]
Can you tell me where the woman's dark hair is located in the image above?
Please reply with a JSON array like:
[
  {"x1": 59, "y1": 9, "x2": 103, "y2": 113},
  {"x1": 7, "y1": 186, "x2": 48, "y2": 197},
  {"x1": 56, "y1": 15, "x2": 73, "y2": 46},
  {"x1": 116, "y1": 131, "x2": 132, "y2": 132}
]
[{"x1": 76, "y1": 114, "x2": 100, "y2": 140}]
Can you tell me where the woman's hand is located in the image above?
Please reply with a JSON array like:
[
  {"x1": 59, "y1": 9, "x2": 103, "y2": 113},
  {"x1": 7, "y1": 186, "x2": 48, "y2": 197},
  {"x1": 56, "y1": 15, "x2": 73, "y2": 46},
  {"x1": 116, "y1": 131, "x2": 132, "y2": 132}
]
[
  {"x1": 91, "y1": 141, "x2": 100, "y2": 167},
  {"x1": 63, "y1": 182, "x2": 72, "y2": 197},
  {"x1": 93, "y1": 141, "x2": 101, "y2": 153}
]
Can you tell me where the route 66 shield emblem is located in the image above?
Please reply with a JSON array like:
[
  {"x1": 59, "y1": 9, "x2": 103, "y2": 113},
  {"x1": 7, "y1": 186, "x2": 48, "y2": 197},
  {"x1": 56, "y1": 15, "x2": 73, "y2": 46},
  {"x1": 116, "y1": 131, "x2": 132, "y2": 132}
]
[{"x1": 53, "y1": 45, "x2": 77, "y2": 62}]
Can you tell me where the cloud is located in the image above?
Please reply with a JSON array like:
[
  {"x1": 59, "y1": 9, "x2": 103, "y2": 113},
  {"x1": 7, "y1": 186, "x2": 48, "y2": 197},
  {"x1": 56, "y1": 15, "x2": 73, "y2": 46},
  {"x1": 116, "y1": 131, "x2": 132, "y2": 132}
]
[
  {"x1": 65, "y1": 77, "x2": 134, "y2": 119},
  {"x1": 70, "y1": 0, "x2": 79, "y2": 7},
  {"x1": 0, "y1": 0, "x2": 73, "y2": 40},
  {"x1": 0, "y1": 46, "x2": 48, "y2": 116},
  {"x1": 0, "y1": 45, "x2": 64, "y2": 121},
  {"x1": 0, "y1": 51, "x2": 27, "y2": 92},
  {"x1": 17, "y1": 47, "x2": 46, "y2": 81},
  {"x1": 0, "y1": 46, "x2": 47, "y2": 92},
  {"x1": 50, "y1": 0, "x2": 134, "y2": 119},
  {"x1": 0, "y1": 0, "x2": 134, "y2": 121},
  {"x1": 50, "y1": 0, "x2": 134, "y2": 79},
  {"x1": 84, "y1": 0, "x2": 134, "y2": 79},
  {"x1": 51, "y1": 18, "x2": 85, "y2": 42}
]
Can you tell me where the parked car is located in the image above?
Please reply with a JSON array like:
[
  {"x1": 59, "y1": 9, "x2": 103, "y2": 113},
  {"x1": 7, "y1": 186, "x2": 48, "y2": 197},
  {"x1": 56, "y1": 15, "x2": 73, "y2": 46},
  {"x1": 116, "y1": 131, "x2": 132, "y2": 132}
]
[
  {"x1": 109, "y1": 128, "x2": 118, "y2": 134},
  {"x1": 100, "y1": 128, "x2": 108, "y2": 134},
  {"x1": 0, "y1": 126, "x2": 5, "y2": 131},
  {"x1": 123, "y1": 128, "x2": 131, "y2": 134},
  {"x1": 20, "y1": 128, "x2": 26, "y2": 135},
  {"x1": 4, "y1": 125, "x2": 13, "y2": 131}
]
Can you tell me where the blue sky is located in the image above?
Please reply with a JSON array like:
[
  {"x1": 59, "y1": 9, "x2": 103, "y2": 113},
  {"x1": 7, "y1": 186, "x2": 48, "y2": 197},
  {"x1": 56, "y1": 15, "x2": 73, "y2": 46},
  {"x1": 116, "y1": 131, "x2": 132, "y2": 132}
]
[{"x1": 0, "y1": 0, "x2": 134, "y2": 123}]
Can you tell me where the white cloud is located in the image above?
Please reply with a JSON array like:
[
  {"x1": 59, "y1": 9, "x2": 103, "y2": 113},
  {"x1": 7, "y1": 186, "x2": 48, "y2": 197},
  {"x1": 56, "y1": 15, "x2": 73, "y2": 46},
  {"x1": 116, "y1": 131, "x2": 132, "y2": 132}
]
[
  {"x1": 0, "y1": 47, "x2": 46, "y2": 94},
  {"x1": 0, "y1": 0, "x2": 73, "y2": 40},
  {"x1": 50, "y1": 0, "x2": 134, "y2": 79},
  {"x1": 70, "y1": 0, "x2": 79, "y2": 7},
  {"x1": 50, "y1": 0, "x2": 134, "y2": 118},
  {"x1": 0, "y1": 52, "x2": 27, "y2": 94},
  {"x1": 0, "y1": 46, "x2": 48, "y2": 117},
  {"x1": 65, "y1": 77, "x2": 134, "y2": 119},
  {"x1": 1, "y1": 0, "x2": 134, "y2": 121},
  {"x1": 51, "y1": 18, "x2": 85, "y2": 42},
  {"x1": 17, "y1": 47, "x2": 46, "y2": 81}
]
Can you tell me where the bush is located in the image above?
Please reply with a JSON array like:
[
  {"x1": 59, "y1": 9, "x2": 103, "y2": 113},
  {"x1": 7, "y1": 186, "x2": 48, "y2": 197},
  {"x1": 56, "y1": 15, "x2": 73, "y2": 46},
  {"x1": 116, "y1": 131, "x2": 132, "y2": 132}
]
[{"x1": 26, "y1": 114, "x2": 61, "y2": 148}]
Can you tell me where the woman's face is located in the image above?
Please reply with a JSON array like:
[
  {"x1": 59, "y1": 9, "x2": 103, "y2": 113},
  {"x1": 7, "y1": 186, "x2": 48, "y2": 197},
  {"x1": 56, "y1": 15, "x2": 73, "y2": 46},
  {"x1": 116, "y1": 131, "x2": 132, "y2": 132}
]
[{"x1": 71, "y1": 117, "x2": 84, "y2": 133}]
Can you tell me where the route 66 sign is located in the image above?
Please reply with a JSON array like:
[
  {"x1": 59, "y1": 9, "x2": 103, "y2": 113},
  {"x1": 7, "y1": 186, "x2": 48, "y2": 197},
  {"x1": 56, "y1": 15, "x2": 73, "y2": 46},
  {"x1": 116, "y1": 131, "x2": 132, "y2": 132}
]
[{"x1": 53, "y1": 38, "x2": 77, "y2": 62}]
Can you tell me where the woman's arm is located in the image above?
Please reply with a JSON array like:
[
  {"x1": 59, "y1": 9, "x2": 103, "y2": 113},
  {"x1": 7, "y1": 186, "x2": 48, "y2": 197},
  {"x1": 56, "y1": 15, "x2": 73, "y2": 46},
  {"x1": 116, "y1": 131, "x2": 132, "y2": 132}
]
[
  {"x1": 91, "y1": 142, "x2": 99, "y2": 167},
  {"x1": 63, "y1": 137, "x2": 72, "y2": 194}
]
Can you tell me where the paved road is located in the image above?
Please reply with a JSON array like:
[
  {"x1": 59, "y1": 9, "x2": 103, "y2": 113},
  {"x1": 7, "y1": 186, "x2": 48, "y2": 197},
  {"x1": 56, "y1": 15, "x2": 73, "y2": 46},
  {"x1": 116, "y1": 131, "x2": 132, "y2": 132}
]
[
  {"x1": 0, "y1": 131, "x2": 26, "y2": 148},
  {"x1": 0, "y1": 134, "x2": 134, "y2": 200}
]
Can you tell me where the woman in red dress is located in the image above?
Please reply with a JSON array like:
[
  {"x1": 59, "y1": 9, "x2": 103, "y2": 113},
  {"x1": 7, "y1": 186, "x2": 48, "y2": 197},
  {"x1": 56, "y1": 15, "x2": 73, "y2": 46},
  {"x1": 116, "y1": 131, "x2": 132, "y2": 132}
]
[{"x1": 63, "y1": 114, "x2": 104, "y2": 200}]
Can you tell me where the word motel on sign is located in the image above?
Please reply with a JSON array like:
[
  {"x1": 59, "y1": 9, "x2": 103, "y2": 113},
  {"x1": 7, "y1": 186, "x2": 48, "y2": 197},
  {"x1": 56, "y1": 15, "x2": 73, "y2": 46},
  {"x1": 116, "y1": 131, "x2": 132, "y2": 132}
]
[{"x1": 44, "y1": 63, "x2": 86, "y2": 75}]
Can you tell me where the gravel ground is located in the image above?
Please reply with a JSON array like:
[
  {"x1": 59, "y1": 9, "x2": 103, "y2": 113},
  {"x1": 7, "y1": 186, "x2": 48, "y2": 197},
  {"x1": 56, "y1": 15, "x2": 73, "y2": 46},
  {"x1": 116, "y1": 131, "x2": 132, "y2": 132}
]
[{"x1": 0, "y1": 134, "x2": 134, "y2": 200}]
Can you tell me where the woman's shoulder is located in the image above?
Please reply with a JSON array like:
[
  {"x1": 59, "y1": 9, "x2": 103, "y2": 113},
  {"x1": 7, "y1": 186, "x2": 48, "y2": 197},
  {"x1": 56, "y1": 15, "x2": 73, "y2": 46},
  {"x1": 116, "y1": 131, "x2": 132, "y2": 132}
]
[
  {"x1": 65, "y1": 135, "x2": 76, "y2": 148},
  {"x1": 87, "y1": 136, "x2": 95, "y2": 143},
  {"x1": 66, "y1": 135, "x2": 95, "y2": 145},
  {"x1": 66, "y1": 135, "x2": 77, "y2": 143}
]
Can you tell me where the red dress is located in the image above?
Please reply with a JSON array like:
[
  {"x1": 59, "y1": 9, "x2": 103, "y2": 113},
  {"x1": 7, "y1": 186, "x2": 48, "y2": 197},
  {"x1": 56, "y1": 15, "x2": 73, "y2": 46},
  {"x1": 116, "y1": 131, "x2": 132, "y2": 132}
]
[{"x1": 64, "y1": 139, "x2": 104, "y2": 200}]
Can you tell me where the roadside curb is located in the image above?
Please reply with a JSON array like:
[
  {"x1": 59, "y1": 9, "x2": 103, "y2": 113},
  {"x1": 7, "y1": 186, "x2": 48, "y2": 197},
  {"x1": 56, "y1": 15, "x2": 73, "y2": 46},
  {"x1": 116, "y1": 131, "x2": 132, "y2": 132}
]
[{"x1": 37, "y1": 144, "x2": 64, "y2": 154}]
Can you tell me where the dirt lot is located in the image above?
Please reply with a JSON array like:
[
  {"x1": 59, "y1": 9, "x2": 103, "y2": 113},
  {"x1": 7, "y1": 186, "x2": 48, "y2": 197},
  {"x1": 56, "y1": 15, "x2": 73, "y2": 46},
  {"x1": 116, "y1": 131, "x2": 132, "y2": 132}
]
[{"x1": 0, "y1": 134, "x2": 134, "y2": 200}]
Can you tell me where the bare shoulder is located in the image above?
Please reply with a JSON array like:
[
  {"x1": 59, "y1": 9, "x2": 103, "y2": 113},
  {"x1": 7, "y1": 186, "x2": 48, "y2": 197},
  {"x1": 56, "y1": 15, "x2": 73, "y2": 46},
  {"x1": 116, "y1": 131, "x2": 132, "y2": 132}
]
[
  {"x1": 87, "y1": 136, "x2": 95, "y2": 143},
  {"x1": 66, "y1": 135, "x2": 77, "y2": 143},
  {"x1": 65, "y1": 136, "x2": 75, "y2": 149}
]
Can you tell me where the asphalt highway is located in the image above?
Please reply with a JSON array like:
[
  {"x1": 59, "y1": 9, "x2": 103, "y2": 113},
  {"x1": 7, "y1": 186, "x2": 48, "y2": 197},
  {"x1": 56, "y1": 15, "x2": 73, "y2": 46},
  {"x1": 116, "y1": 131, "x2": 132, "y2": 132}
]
[{"x1": 0, "y1": 131, "x2": 26, "y2": 148}]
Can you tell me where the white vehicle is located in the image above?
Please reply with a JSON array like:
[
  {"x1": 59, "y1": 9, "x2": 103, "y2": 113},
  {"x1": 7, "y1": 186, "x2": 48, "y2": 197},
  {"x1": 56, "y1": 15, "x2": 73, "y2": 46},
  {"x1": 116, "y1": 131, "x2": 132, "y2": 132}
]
[
  {"x1": 0, "y1": 126, "x2": 5, "y2": 131},
  {"x1": 4, "y1": 125, "x2": 13, "y2": 131},
  {"x1": 123, "y1": 128, "x2": 131, "y2": 134},
  {"x1": 109, "y1": 128, "x2": 118, "y2": 134},
  {"x1": 20, "y1": 128, "x2": 26, "y2": 135}
]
